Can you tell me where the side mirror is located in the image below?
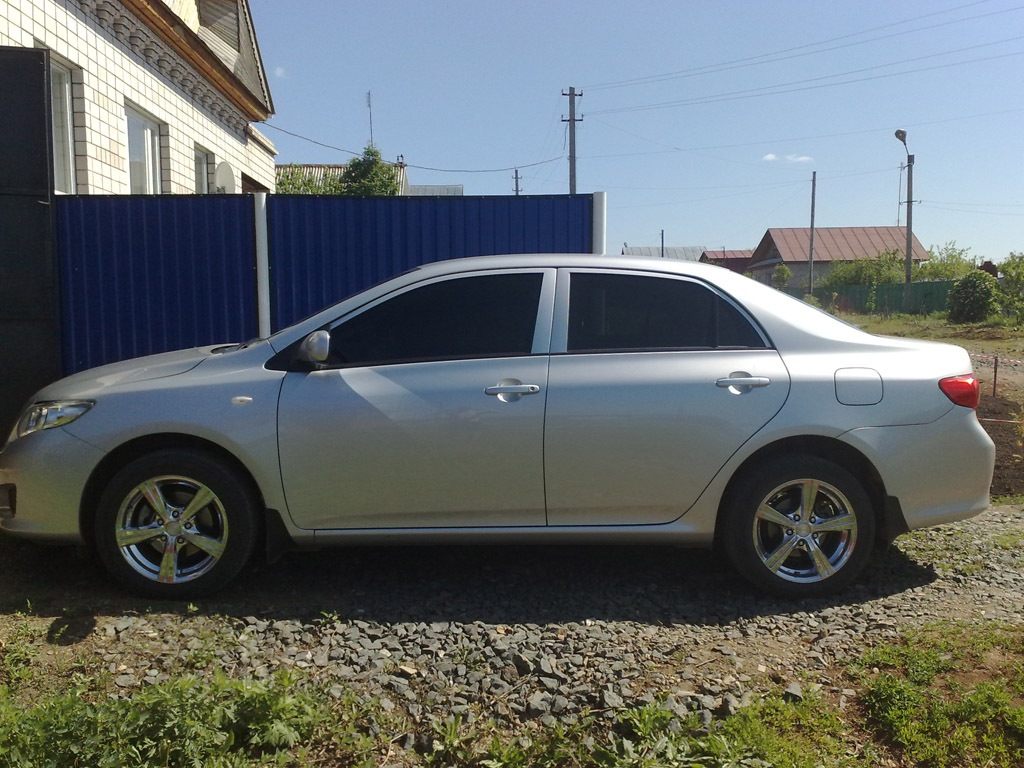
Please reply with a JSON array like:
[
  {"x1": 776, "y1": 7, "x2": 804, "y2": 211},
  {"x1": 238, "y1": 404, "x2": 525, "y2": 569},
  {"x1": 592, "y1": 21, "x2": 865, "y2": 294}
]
[{"x1": 298, "y1": 330, "x2": 330, "y2": 364}]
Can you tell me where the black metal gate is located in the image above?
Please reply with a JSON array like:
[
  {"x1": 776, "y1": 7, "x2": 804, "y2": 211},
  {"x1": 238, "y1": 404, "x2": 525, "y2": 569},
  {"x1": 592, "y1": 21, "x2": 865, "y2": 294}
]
[{"x1": 0, "y1": 47, "x2": 60, "y2": 435}]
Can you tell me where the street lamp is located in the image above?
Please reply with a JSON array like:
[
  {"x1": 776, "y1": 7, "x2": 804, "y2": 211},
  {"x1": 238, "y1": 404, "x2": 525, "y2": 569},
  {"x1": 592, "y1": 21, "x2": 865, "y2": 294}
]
[{"x1": 895, "y1": 129, "x2": 914, "y2": 308}]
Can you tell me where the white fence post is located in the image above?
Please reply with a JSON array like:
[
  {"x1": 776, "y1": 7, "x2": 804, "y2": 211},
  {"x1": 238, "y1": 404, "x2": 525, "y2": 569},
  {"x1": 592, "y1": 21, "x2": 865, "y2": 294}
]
[{"x1": 254, "y1": 192, "x2": 271, "y2": 338}]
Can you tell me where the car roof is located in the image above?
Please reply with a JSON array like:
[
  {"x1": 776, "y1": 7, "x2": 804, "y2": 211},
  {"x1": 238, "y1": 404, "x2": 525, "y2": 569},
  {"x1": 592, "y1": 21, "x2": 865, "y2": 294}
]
[{"x1": 409, "y1": 253, "x2": 722, "y2": 279}]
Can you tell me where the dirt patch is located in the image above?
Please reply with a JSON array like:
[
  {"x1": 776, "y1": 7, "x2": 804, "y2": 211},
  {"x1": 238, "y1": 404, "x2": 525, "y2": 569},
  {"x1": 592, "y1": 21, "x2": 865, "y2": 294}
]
[
  {"x1": 978, "y1": 394, "x2": 1024, "y2": 497},
  {"x1": 973, "y1": 354, "x2": 1024, "y2": 498}
]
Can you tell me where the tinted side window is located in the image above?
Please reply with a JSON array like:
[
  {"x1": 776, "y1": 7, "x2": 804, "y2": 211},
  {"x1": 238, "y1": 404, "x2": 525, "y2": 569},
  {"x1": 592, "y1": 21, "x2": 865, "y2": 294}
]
[
  {"x1": 567, "y1": 273, "x2": 765, "y2": 352},
  {"x1": 331, "y1": 273, "x2": 542, "y2": 365}
]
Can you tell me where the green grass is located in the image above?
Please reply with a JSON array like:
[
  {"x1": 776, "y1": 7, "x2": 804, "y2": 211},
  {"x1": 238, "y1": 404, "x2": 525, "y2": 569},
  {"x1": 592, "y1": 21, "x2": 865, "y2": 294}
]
[
  {"x1": 838, "y1": 311, "x2": 1024, "y2": 356},
  {"x1": 852, "y1": 623, "x2": 1024, "y2": 768},
  {"x1": 0, "y1": 656, "x2": 869, "y2": 768}
]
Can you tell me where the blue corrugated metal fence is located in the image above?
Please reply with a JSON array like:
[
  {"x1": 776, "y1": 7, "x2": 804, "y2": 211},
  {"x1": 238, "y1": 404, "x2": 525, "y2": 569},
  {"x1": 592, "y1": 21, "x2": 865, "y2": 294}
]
[
  {"x1": 268, "y1": 195, "x2": 592, "y2": 330},
  {"x1": 55, "y1": 194, "x2": 594, "y2": 373},
  {"x1": 56, "y1": 195, "x2": 257, "y2": 373}
]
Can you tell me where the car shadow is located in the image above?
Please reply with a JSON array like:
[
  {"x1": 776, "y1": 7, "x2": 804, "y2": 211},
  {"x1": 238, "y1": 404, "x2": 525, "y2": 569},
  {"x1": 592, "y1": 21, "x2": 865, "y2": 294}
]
[{"x1": 0, "y1": 535, "x2": 938, "y2": 639}]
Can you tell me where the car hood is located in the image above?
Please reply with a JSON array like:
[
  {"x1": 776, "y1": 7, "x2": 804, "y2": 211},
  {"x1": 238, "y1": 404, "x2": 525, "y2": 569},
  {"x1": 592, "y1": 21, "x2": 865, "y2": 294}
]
[{"x1": 35, "y1": 347, "x2": 217, "y2": 400}]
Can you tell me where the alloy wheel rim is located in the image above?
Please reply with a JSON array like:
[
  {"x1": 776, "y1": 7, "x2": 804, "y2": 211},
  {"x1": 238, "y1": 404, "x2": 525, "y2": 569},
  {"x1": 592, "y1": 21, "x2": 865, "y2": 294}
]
[
  {"x1": 751, "y1": 477, "x2": 857, "y2": 583},
  {"x1": 114, "y1": 475, "x2": 228, "y2": 583}
]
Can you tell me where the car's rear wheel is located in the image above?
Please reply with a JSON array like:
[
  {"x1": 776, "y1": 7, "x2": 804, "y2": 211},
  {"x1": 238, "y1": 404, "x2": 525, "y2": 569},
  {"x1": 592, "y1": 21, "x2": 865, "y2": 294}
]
[
  {"x1": 721, "y1": 455, "x2": 875, "y2": 598},
  {"x1": 95, "y1": 450, "x2": 258, "y2": 598}
]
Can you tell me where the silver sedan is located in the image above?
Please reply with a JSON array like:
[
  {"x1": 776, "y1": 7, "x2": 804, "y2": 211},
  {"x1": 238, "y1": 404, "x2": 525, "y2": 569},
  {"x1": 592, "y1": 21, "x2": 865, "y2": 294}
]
[{"x1": 0, "y1": 254, "x2": 995, "y2": 598}]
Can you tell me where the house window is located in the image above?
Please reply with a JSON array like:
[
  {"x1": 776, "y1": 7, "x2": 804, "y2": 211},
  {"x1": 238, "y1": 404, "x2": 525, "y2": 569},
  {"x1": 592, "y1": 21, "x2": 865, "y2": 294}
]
[
  {"x1": 194, "y1": 145, "x2": 212, "y2": 193},
  {"x1": 49, "y1": 60, "x2": 76, "y2": 194},
  {"x1": 126, "y1": 105, "x2": 162, "y2": 194}
]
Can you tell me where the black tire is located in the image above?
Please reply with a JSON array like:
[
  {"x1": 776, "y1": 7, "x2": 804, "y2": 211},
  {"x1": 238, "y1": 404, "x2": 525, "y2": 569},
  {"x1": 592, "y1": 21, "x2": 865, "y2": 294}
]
[
  {"x1": 721, "y1": 455, "x2": 875, "y2": 598},
  {"x1": 94, "y1": 450, "x2": 259, "y2": 598}
]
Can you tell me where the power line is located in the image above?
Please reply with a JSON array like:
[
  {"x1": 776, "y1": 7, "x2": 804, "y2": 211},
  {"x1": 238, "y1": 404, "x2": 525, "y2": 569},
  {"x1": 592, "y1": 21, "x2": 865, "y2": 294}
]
[
  {"x1": 408, "y1": 157, "x2": 562, "y2": 174},
  {"x1": 590, "y1": 47, "x2": 1024, "y2": 115},
  {"x1": 585, "y1": 107, "x2": 1024, "y2": 158},
  {"x1": 262, "y1": 122, "x2": 563, "y2": 174},
  {"x1": 585, "y1": 1, "x2": 1018, "y2": 91}
]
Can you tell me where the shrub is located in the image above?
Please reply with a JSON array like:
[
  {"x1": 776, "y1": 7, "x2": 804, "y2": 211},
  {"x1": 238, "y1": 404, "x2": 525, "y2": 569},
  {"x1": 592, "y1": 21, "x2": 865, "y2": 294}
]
[
  {"x1": 771, "y1": 263, "x2": 792, "y2": 289},
  {"x1": 999, "y1": 252, "x2": 1024, "y2": 323},
  {"x1": 947, "y1": 271, "x2": 998, "y2": 323}
]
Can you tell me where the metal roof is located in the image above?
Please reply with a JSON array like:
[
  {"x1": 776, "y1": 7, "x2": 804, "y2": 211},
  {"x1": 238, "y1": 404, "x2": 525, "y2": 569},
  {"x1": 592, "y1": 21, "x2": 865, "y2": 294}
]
[
  {"x1": 702, "y1": 249, "x2": 753, "y2": 273},
  {"x1": 406, "y1": 185, "x2": 464, "y2": 196},
  {"x1": 621, "y1": 245, "x2": 707, "y2": 261},
  {"x1": 749, "y1": 227, "x2": 929, "y2": 268}
]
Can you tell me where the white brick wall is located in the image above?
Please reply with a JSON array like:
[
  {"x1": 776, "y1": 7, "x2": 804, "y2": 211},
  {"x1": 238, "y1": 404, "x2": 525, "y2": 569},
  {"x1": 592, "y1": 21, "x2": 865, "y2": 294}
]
[{"x1": 0, "y1": 0, "x2": 276, "y2": 194}]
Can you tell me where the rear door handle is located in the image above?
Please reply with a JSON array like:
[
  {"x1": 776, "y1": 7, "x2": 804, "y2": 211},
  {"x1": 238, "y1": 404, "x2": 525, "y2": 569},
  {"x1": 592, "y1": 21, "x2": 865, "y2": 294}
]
[
  {"x1": 716, "y1": 374, "x2": 770, "y2": 394},
  {"x1": 716, "y1": 376, "x2": 770, "y2": 388}
]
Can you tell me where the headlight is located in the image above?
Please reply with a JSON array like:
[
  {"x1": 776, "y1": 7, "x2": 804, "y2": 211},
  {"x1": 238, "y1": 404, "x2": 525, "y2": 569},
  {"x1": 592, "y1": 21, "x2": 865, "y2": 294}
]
[{"x1": 9, "y1": 401, "x2": 95, "y2": 442}]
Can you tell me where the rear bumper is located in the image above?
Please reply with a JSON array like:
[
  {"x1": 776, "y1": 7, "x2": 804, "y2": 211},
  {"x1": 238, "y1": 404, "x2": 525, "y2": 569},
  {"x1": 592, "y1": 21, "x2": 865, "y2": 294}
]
[
  {"x1": 0, "y1": 428, "x2": 102, "y2": 543},
  {"x1": 841, "y1": 408, "x2": 994, "y2": 531}
]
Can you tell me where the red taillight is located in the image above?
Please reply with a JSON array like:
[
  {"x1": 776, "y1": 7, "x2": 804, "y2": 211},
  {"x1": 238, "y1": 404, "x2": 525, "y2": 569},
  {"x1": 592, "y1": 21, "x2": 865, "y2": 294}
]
[{"x1": 939, "y1": 374, "x2": 980, "y2": 409}]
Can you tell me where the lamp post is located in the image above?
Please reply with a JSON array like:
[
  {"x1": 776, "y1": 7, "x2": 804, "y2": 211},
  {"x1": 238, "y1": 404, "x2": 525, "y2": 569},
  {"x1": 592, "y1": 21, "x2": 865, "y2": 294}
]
[{"x1": 895, "y1": 129, "x2": 914, "y2": 310}]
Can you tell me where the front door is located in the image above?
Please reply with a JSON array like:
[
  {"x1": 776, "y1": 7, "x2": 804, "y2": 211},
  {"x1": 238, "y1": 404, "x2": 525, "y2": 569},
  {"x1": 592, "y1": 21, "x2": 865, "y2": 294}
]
[{"x1": 277, "y1": 269, "x2": 553, "y2": 530}]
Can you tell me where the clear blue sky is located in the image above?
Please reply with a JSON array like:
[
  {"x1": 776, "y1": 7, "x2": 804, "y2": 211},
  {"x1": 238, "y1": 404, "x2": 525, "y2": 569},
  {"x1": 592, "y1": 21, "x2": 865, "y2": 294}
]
[{"x1": 251, "y1": 0, "x2": 1024, "y2": 262}]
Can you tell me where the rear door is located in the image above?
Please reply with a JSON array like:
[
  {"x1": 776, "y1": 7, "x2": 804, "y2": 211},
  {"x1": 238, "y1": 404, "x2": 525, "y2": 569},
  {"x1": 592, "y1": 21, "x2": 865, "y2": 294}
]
[{"x1": 543, "y1": 269, "x2": 790, "y2": 526}]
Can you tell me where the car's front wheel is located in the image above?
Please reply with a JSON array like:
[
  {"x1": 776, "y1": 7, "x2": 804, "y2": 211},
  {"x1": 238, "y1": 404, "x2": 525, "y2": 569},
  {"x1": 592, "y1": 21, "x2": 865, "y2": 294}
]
[
  {"x1": 95, "y1": 450, "x2": 258, "y2": 598},
  {"x1": 721, "y1": 456, "x2": 875, "y2": 598}
]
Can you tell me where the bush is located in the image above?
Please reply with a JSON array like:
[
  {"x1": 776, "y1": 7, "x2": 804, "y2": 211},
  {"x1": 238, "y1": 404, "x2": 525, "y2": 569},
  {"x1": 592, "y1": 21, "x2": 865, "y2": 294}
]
[
  {"x1": 822, "y1": 249, "x2": 904, "y2": 289},
  {"x1": 999, "y1": 252, "x2": 1024, "y2": 323},
  {"x1": 771, "y1": 263, "x2": 792, "y2": 289},
  {"x1": 947, "y1": 271, "x2": 998, "y2": 323}
]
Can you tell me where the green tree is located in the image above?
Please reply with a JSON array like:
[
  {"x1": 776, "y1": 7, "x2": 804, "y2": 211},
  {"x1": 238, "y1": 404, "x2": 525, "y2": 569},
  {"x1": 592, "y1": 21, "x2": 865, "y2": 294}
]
[
  {"x1": 916, "y1": 241, "x2": 977, "y2": 281},
  {"x1": 821, "y1": 249, "x2": 904, "y2": 288},
  {"x1": 771, "y1": 263, "x2": 793, "y2": 289},
  {"x1": 341, "y1": 144, "x2": 401, "y2": 196},
  {"x1": 947, "y1": 270, "x2": 998, "y2": 323},
  {"x1": 275, "y1": 144, "x2": 400, "y2": 196}
]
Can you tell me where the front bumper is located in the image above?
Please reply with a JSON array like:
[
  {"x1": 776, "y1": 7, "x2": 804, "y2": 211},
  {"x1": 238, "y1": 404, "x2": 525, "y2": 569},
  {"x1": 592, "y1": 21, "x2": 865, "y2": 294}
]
[
  {"x1": 842, "y1": 407, "x2": 995, "y2": 531},
  {"x1": 0, "y1": 428, "x2": 104, "y2": 542}
]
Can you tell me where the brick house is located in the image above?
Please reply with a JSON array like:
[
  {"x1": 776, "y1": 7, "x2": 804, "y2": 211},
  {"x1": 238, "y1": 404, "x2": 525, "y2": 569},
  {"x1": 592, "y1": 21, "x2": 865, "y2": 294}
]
[{"x1": 1, "y1": 0, "x2": 275, "y2": 195}]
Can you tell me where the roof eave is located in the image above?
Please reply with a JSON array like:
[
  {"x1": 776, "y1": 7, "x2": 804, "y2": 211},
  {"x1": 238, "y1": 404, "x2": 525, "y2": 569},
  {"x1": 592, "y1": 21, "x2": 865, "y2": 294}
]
[{"x1": 121, "y1": 0, "x2": 272, "y2": 122}]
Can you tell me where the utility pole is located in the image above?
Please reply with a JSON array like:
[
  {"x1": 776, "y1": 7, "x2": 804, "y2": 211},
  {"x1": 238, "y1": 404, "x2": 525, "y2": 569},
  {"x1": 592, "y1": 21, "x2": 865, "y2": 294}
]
[
  {"x1": 562, "y1": 87, "x2": 582, "y2": 194},
  {"x1": 366, "y1": 91, "x2": 374, "y2": 147},
  {"x1": 895, "y1": 129, "x2": 914, "y2": 311},
  {"x1": 513, "y1": 168, "x2": 521, "y2": 196},
  {"x1": 808, "y1": 171, "x2": 817, "y2": 294},
  {"x1": 660, "y1": 229, "x2": 665, "y2": 259}
]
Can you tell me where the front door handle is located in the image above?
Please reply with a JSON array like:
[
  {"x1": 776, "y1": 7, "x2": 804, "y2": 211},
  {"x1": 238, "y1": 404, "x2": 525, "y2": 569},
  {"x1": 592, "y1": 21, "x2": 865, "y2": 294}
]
[
  {"x1": 485, "y1": 384, "x2": 541, "y2": 396},
  {"x1": 484, "y1": 380, "x2": 541, "y2": 403},
  {"x1": 716, "y1": 374, "x2": 770, "y2": 395}
]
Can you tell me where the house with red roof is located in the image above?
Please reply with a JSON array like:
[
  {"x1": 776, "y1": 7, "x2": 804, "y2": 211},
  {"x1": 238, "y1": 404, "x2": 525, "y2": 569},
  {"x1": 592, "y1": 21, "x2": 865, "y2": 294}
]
[
  {"x1": 746, "y1": 227, "x2": 929, "y2": 288},
  {"x1": 701, "y1": 248, "x2": 754, "y2": 274}
]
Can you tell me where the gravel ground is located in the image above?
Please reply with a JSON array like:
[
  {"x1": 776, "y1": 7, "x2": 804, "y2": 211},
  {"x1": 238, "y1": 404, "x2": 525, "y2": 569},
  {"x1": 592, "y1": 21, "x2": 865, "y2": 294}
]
[{"x1": 15, "y1": 504, "x2": 1023, "y2": 734}]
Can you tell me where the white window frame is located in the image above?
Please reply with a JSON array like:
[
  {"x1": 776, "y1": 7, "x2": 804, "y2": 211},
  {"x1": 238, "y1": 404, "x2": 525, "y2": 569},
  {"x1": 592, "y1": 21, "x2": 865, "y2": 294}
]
[
  {"x1": 126, "y1": 105, "x2": 163, "y2": 194},
  {"x1": 194, "y1": 145, "x2": 213, "y2": 193},
  {"x1": 49, "y1": 59, "x2": 76, "y2": 194}
]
